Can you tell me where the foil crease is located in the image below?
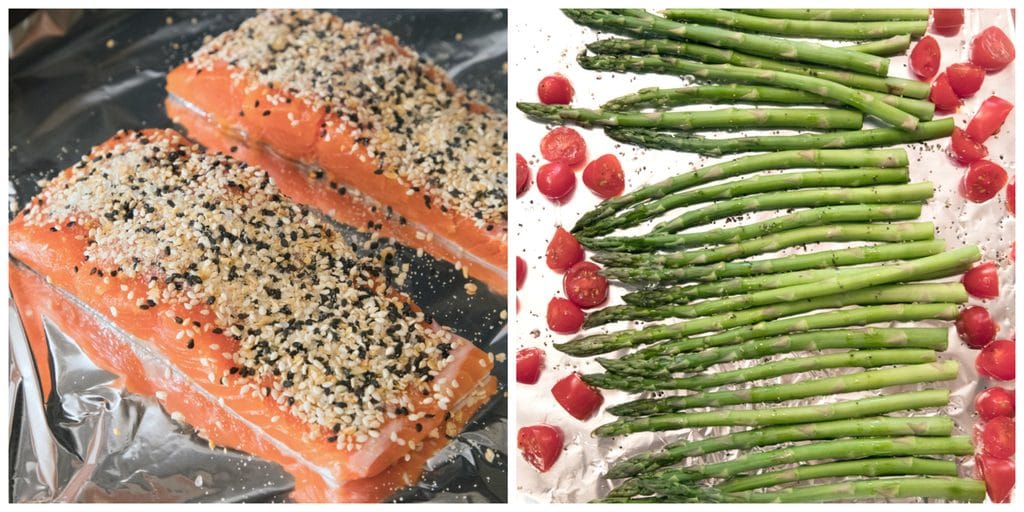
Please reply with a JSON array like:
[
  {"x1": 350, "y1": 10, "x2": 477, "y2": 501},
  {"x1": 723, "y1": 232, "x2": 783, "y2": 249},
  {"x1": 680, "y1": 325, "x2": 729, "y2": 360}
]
[
  {"x1": 9, "y1": 9, "x2": 508, "y2": 503},
  {"x1": 512, "y1": 8, "x2": 1015, "y2": 503}
]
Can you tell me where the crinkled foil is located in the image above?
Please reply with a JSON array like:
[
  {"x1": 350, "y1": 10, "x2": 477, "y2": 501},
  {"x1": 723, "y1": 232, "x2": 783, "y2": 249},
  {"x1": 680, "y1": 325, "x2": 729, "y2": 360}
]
[
  {"x1": 9, "y1": 9, "x2": 508, "y2": 503},
  {"x1": 511, "y1": 8, "x2": 1014, "y2": 503}
]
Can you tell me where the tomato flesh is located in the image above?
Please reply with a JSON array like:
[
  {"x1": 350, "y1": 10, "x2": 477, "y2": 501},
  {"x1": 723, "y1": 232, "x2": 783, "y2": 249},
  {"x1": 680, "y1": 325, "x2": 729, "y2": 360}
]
[
  {"x1": 540, "y1": 127, "x2": 587, "y2": 167},
  {"x1": 956, "y1": 305, "x2": 998, "y2": 349},
  {"x1": 947, "y1": 63, "x2": 985, "y2": 97},
  {"x1": 546, "y1": 297, "x2": 584, "y2": 334},
  {"x1": 516, "y1": 347, "x2": 544, "y2": 384},
  {"x1": 976, "y1": 387, "x2": 1015, "y2": 421},
  {"x1": 949, "y1": 127, "x2": 988, "y2": 165},
  {"x1": 929, "y1": 73, "x2": 961, "y2": 113},
  {"x1": 516, "y1": 256, "x2": 527, "y2": 290},
  {"x1": 909, "y1": 36, "x2": 941, "y2": 80},
  {"x1": 961, "y1": 160, "x2": 1008, "y2": 203},
  {"x1": 517, "y1": 425, "x2": 563, "y2": 472},
  {"x1": 977, "y1": 455, "x2": 1015, "y2": 503},
  {"x1": 582, "y1": 154, "x2": 626, "y2": 199},
  {"x1": 982, "y1": 416, "x2": 1016, "y2": 459},
  {"x1": 976, "y1": 339, "x2": 1015, "y2": 381},
  {"x1": 551, "y1": 373, "x2": 604, "y2": 420},
  {"x1": 563, "y1": 261, "x2": 609, "y2": 309},
  {"x1": 966, "y1": 96, "x2": 1014, "y2": 143},
  {"x1": 536, "y1": 161, "x2": 575, "y2": 201},
  {"x1": 537, "y1": 74, "x2": 574, "y2": 105},
  {"x1": 516, "y1": 153, "x2": 531, "y2": 196},
  {"x1": 931, "y1": 9, "x2": 964, "y2": 36},
  {"x1": 545, "y1": 227, "x2": 584, "y2": 272},
  {"x1": 1008, "y1": 181, "x2": 1016, "y2": 215},
  {"x1": 971, "y1": 26, "x2": 1016, "y2": 72},
  {"x1": 962, "y1": 261, "x2": 1000, "y2": 299}
]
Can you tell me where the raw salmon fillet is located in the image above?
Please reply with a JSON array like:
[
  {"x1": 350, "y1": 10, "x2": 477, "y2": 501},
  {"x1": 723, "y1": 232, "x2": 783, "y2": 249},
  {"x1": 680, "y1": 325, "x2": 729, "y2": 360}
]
[
  {"x1": 166, "y1": 9, "x2": 508, "y2": 293},
  {"x1": 8, "y1": 128, "x2": 497, "y2": 501}
]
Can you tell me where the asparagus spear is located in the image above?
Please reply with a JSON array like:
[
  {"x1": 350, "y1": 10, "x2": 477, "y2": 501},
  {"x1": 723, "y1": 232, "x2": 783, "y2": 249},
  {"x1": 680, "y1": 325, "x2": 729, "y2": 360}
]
[
  {"x1": 734, "y1": 9, "x2": 931, "y2": 22},
  {"x1": 556, "y1": 284, "x2": 964, "y2": 357},
  {"x1": 663, "y1": 9, "x2": 927, "y2": 40},
  {"x1": 570, "y1": 148, "x2": 907, "y2": 234},
  {"x1": 609, "y1": 360, "x2": 959, "y2": 416},
  {"x1": 585, "y1": 349, "x2": 938, "y2": 392},
  {"x1": 716, "y1": 477, "x2": 986, "y2": 503},
  {"x1": 576, "y1": 52, "x2": 919, "y2": 130},
  {"x1": 605, "y1": 119, "x2": 953, "y2": 157},
  {"x1": 593, "y1": 389, "x2": 951, "y2": 436},
  {"x1": 594, "y1": 222, "x2": 937, "y2": 272},
  {"x1": 718, "y1": 457, "x2": 957, "y2": 493},
  {"x1": 602, "y1": 240, "x2": 945, "y2": 285},
  {"x1": 584, "y1": 204, "x2": 923, "y2": 253},
  {"x1": 517, "y1": 102, "x2": 865, "y2": 130},
  {"x1": 580, "y1": 167, "x2": 910, "y2": 237},
  {"x1": 844, "y1": 35, "x2": 913, "y2": 57},
  {"x1": 563, "y1": 9, "x2": 891, "y2": 76},
  {"x1": 602, "y1": 85, "x2": 846, "y2": 110},
  {"x1": 599, "y1": 328, "x2": 949, "y2": 376},
  {"x1": 587, "y1": 39, "x2": 929, "y2": 100},
  {"x1": 606, "y1": 415, "x2": 954, "y2": 479}
]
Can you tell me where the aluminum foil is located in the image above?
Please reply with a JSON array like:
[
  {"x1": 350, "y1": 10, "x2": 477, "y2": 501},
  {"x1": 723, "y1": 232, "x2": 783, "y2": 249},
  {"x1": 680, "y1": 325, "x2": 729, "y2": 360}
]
[
  {"x1": 9, "y1": 9, "x2": 508, "y2": 503},
  {"x1": 511, "y1": 8, "x2": 1015, "y2": 503}
]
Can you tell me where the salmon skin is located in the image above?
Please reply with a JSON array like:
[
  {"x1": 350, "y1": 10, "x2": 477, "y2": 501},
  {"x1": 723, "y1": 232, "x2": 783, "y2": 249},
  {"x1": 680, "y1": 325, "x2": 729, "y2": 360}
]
[
  {"x1": 8, "y1": 128, "x2": 497, "y2": 501},
  {"x1": 166, "y1": 9, "x2": 508, "y2": 293}
]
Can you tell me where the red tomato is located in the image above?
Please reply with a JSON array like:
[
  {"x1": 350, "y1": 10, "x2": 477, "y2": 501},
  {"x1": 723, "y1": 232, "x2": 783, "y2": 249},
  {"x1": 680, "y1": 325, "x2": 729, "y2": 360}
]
[
  {"x1": 516, "y1": 347, "x2": 544, "y2": 384},
  {"x1": 536, "y1": 161, "x2": 575, "y2": 201},
  {"x1": 909, "y1": 36, "x2": 941, "y2": 80},
  {"x1": 537, "y1": 74, "x2": 574, "y2": 105},
  {"x1": 563, "y1": 261, "x2": 609, "y2": 309},
  {"x1": 540, "y1": 127, "x2": 587, "y2": 167},
  {"x1": 551, "y1": 373, "x2": 604, "y2": 420},
  {"x1": 546, "y1": 297, "x2": 584, "y2": 334},
  {"x1": 949, "y1": 127, "x2": 988, "y2": 165},
  {"x1": 929, "y1": 73, "x2": 961, "y2": 113},
  {"x1": 1008, "y1": 181, "x2": 1016, "y2": 216},
  {"x1": 962, "y1": 261, "x2": 1000, "y2": 299},
  {"x1": 956, "y1": 306, "x2": 999, "y2": 349},
  {"x1": 516, "y1": 256, "x2": 527, "y2": 290},
  {"x1": 516, "y1": 153, "x2": 531, "y2": 196},
  {"x1": 966, "y1": 96, "x2": 1014, "y2": 143},
  {"x1": 976, "y1": 455, "x2": 1015, "y2": 503},
  {"x1": 582, "y1": 154, "x2": 626, "y2": 198},
  {"x1": 976, "y1": 387, "x2": 1016, "y2": 421},
  {"x1": 545, "y1": 227, "x2": 584, "y2": 272},
  {"x1": 947, "y1": 63, "x2": 985, "y2": 97},
  {"x1": 971, "y1": 26, "x2": 1016, "y2": 72},
  {"x1": 960, "y1": 160, "x2": 1008, "y2": 203},
  {"x1": 517, "y1": 424, "x2": 563, "y2": 472},
  {"x1": 982, "y1": 416, "x2": 1016, "y2": 459},
  {"x1": 931, "y1": 9, "x2": 964, "y2": 36},
  {"x1": 976, "y1": 339, "x2": 1015, "y2": 381}
]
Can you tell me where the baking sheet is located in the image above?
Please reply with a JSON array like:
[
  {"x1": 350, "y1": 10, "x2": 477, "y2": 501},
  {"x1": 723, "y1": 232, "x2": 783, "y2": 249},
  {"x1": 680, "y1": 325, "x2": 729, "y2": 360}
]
[
  {"x1": 8, "y1": 8, "x2": 508, "y2": 503},
  {"x1": 510, "y1": 8, "x2": 1015, "y2": 503}
]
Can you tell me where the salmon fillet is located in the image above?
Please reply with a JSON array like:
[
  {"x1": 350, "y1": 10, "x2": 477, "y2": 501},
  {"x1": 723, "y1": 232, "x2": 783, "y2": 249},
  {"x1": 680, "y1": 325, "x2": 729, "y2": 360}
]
[
  {"x1": 165, "y1": 9, "x2": 508, "y2": 293},
  {"x1": 8, "y1": 128, "x2": 497, "y2": 501}
]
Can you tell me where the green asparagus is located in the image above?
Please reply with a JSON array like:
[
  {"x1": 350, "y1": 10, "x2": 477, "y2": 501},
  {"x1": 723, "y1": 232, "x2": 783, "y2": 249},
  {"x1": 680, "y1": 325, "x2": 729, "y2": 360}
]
[
  {"x1": 734, "y1": 9, "x2": 931, "y2": 22},
  {"x1": 717, "y1": 477, "x2": 986, "y2": 503},
  {"x1": 718, "y1": 457, "x2": 957, "y2": 493},
  {"x1": 663, "y1": 9, "x2": 927, "y2": 40},
  {"x1": 844, "y1": 35, "x2": 913, "y2": 57},
  {"x1": 602, "y1": 85, "x2": 848, "y2": 110}
]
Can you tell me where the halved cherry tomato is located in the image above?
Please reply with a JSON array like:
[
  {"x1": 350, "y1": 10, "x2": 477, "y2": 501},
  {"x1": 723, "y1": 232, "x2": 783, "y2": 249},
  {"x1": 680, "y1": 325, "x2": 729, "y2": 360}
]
[
  {"x1": 971, "y1": 26, "x2": 1016, "y2": 72},
  {"x1": 909, "y1": 36, "x2": 941, "y2": 80},
  {"x1": 931, "y1": 9, "x2": 964, "y2": 36},
  {"x1": 976, "y1": 455, "x2": 1015, "y2": 503},
  {"x1": 517, "y1": 424, "x2": 563, "y2": 472},
  {"x1": 582, "y1": 154, "x2": 626, "y2": 199},
  {"x1": 540, "y1": 127, "x2": 587, "y2": 167},
  {"x1": 516, "y1": 347, "x2": 544, "y2": 384},
  {"x1": 516, "y1": 256, "x2": 527, "y2": 290},
  {"x1": 537, "y1": 74, "x2": 574, "y2": 105},
  {"x1": 949, "y1": 127, "x2": 988, "y2": 165},
  {"x1": 545, "y1": 227, "x2": 584, "y2": 272},
  {"x1": 563, "y1": 261, "x2": 609, "y2": 309},
  {"x1": 976, "y1": 339, "x2": 1015, "y2": 381},
  {"x1": 551, "y1": 373, "x2": 604, "y2": 420},
  {"x1": 966, "y1": 96, "x2": 1014, "y2": 143},
  {"x1": 947, "y1": 63, "x2": 985, "y2": 97},
  {"x1": 976, "y1": 387, "x2": 1015, "y2": 421},
  {"x1": 1008, "y1": 181, "x2": 1015, "y2": 215},
  {"x1": 546, "y1": 297, "x2": 584, "y2": 334},
  {"x1": 536, "y1": 161, "x2": 575, "y2": 201},
  {"x1": 516, "y1": 153, "x2": 531, "y2": 196},
  {"x1": 982, "y1": 416, "x2": 1015, "y2": 459},
  {"x1": 929, "y1": 73, "x2": 961, "y2": 113},
  {"x1": 960, "y1": 160, "x2": 1008, "y2": 203},
  {"x1": 956, "y1": 305, "x2": 999, "y2": 349},
  {"x1": 962, "y1": 261, "x2": 1000, "y2": 299}
]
